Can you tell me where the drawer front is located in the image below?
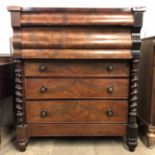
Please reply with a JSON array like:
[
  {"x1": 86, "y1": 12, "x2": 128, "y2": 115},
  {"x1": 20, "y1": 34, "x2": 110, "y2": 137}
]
[
  {"x1": 26, "y1": 100, "x2": 128, "y2": 123},
  {"x1": 13, "y1": 28, "x2": 131, "y2": 49},
  {"x1": 24, "y1": 60, "x2": 129, "y2": 77},
  {"x1": 25, "y1": 79, "x2": 129, "y2": 99},
  {"x1": 21, "y1": 10, "x2": 133, "y2": 26}
]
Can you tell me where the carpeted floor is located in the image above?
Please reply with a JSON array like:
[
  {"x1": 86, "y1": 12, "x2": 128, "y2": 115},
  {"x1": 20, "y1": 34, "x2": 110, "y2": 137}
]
[{"x1": 1, "y1": 131, "x2": 155, "y2": 155}]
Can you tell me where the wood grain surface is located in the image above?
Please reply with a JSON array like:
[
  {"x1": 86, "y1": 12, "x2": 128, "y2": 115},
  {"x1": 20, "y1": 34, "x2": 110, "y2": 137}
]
[
  {"x1": 13, "y1": 28, "x2": 132, "y2": 49},
  {"x1": 26, "y1": 100, "x2": 128, "y2": 123},
  {"x1": 25, "y1": 79, "x2": 129, "y2": 99},
  {"x1": 28, "y1": 124, "x2": 127, "y2": 137},
  {"x1": 24, "y1": 60, "x2": 129, "y2": 77}
]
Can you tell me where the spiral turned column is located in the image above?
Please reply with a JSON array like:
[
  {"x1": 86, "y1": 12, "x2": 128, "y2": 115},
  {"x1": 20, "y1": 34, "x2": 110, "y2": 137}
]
[
  {"x1": 15, "y1": 59, "x2": 24, "y2": 125},
  {"x1": 14, "y1": 59, "x2": 28, "y2": 151},
  {"x1": 127, "y1": 58, "x2": 139, "y2": 152}
]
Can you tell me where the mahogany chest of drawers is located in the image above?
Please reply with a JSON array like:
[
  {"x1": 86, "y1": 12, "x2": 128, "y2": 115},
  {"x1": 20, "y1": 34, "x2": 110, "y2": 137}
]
[
  {"x1": 138, "y1": 36, "x2": 155, "y2": 148},
  {"x1": 8, "y1": 6, "x2": 144, "y2": 151}
]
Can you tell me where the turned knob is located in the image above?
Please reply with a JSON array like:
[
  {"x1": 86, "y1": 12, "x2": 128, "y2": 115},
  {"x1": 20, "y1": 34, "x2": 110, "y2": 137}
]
[
  {"x1": 39, "y1": 65, "x2": 47, "y2": 72},
  {"x1": 40, "y1": 86, "x2": 48, "y2": 93},
  {"x1": 40, "y1": 111, "x2": 48, "y2": 118},
  {"x1": 106, "y1": 109, "x2": 113, "y2": 117},
  {"x1": 106, "y1": 65, "x2": 113, "y2": 72},
  {"x1": 107, "y1": 85, "x2": 113, "y2": 93}
]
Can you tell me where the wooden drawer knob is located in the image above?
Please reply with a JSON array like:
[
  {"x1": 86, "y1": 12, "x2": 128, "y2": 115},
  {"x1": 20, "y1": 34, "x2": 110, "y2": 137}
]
[
  {"x1": 106, "y1": 109, "x2": 113, "y2": 117},
  {"x1": 40, "y1": 86, "x2": 48, "y2": 93},
  {"x1": 107, "y1": 85, "x2": 113, "y2": 93},
  {"x1": 40, "y1": 111, "x2": 48, "y2": 118},
  {"x1": 106, "y1": 65, "x2": 113, "y2": 72},
  {"x1": 39, "y1": 65, "x2": 47, "y2": 72}
]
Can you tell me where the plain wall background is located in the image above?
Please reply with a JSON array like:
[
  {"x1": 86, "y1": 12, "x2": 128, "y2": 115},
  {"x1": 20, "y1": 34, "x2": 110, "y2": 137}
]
[{"x1": 0, "y1": 0, "x2": 154, "y2": 54}]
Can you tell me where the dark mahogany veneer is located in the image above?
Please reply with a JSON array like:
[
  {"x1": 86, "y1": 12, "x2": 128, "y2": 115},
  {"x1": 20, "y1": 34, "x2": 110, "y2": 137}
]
[{"x1": 8, "y1": 6, "x2": 145, "y2": 152}]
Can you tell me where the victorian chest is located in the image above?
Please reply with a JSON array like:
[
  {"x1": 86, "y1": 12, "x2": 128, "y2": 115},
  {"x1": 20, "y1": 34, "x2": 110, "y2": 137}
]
[
  {"x1": 8, "y1": 6, "x2": 144, "y2": 151},
  {"x1": 138, "y1": 36, "x2": 155, "y2": 148}
]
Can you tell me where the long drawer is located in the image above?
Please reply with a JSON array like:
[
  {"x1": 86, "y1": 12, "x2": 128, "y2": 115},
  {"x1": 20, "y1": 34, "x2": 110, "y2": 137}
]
[
  {"x1": 24, "y1": 60, "x2": 129, "y2": 77},
  {"x1": 26, "y1": 100, "x2": 128, "y2": 123},
  {"x1": 25, "y1": 79, "x2": 129, "y2": 99},
  {"x1": 20, "y1": 8, "x2": 133, "y2": 26},
  {"x1": 13, "y1": 28, "x2": 131, "y2": 49}
]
